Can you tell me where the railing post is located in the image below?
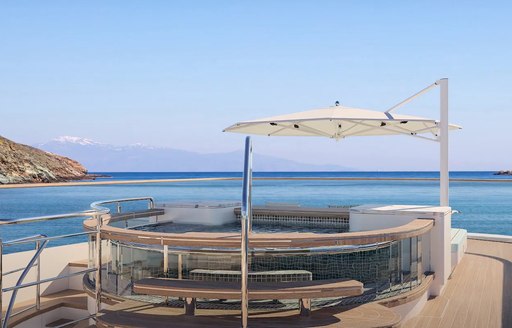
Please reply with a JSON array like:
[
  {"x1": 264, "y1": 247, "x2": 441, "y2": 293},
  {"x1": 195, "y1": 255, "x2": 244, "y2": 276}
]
[
  {"x1": 178, "y1": 254, "x2": 183, "y2": 280},
  {"x1": 0, "y1": 240, "x2": 3, "y2": 328},
  {"x1": 35, "y1": 241, "x2": 41, "y2": 310},
  {"x1": 116, "y1": 202, "x2": 121, "y2": 214},
  {"x1": 163, "y1": 245, "x2": 169, "y2": 276},
  {"x1": 2, "y1": 240, "x2": 48, "y2": 328},
  {"x1": 95, "y1": 213, "x2": 103, "y2": 316},
  {"x1": 410, "y1": 237, "x2": 413, "y2": 290},
  {"x1": 299, "y1": 298, "x2": 311, "y2": 316},
  {"x1": 241, "y1": 136, "x2": 253, "y2": 328}
]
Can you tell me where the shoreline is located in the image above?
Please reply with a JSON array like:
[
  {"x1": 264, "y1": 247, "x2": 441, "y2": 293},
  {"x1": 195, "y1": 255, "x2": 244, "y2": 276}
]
[{"x1": 2, "y1": 176, "x2": 512, "y2": 189}]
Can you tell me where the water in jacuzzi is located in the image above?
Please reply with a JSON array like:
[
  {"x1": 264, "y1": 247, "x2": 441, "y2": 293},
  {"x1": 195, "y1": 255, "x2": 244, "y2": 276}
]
[{"x1": 133, "y1": 221, "x2": 347, "y2": 234}]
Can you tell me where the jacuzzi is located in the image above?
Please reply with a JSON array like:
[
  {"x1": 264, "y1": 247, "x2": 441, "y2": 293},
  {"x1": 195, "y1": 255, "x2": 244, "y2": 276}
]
[{"x1": 83, "y1": 199, "x2": 433, "y2": 312}]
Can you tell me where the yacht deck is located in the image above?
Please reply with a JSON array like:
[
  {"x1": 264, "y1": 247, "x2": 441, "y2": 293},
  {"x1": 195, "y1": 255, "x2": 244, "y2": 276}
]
[
  {"x1": 95, "y1": 238, "x2": 512, "y2": 328},
  {"x1": 3, "y1": 239, "x2": 511, "y2": 327},
  {"x1": 404, "y1": 238, "x2": 512, "y2": 328}
]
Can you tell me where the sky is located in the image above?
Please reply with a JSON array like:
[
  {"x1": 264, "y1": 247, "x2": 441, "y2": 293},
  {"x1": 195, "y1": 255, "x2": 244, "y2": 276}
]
[{"x1": 0, "y1": 1, "x2": 511, "y2": 171}]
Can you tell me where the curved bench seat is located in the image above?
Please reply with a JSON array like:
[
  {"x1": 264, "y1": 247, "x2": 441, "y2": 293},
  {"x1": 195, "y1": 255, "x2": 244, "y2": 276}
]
[
  {"x1": 133, "y1": 278, "x2": 363, "y2": 316},
  {"x1": 134, "y1": 278, "x2": 363, "y2": 300}
]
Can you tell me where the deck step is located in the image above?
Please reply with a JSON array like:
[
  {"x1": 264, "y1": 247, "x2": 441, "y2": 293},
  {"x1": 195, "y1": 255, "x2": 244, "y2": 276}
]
[{"x1": 6, "y1": 290, "x2": 88, "y2": 328}]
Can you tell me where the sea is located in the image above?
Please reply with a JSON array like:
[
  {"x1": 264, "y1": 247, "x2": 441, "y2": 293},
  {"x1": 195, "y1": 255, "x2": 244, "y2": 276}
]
[{"x1": 1, "y1": 171, "x2": 511, "y2": 253}]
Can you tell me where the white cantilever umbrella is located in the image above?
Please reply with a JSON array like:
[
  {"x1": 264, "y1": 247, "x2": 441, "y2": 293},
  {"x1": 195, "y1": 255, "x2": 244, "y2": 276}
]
[
  {"x1": 224, "y1": 104, "x2": 461, "y2": 141},
  {"x1": 224, "y1": 78, "x2": 461, "y2": 206},
  {"x1": 227, "y1": 79, "x2": 461, "y2": 328}
]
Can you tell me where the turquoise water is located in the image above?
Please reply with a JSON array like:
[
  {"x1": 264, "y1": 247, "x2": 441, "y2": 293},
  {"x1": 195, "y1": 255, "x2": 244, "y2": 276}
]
[
  {"x1": 1, "y1": 171, "x2": 511, "y2": 253},
  {"x1": 135, "y1": 221, "x2": 346, "y2": 234}
]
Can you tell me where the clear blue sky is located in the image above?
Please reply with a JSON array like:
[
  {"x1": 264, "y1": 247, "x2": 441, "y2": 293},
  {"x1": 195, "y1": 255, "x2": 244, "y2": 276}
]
[{"x1": 1, "y1": 1, "x2": 510, "y2": 170}]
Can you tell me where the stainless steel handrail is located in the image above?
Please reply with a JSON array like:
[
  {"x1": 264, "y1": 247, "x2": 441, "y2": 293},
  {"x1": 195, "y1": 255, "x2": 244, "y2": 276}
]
[
  {"x1": 240, "y1": 136, "x2": 252, "y2": 328},
  {"x1": 94, "y1": 212, "x2": 102, "y2": 318},
  {"x1": 0, "y1": 211, "x2": 97, "y2": 226},
  {"x1": 0, "y1": 198, "x2": 155, "y2": 327},
  {"x1": 3, "y1": 231, "x2": 95, "y2": 247},
  {"x1": 0, "y1": 211, "x2": 99, "y2": 328},
  {"x1": 2, "y1": 268, "x2": 97, "y2": 292},
  {"x1": 89, "y1": 198, "x2": 154, "y2": 319},
  {"x1": 2, "y1": 238, "x2": 48, "y2": 328},
  {"x1": 1, "y1": 235, "x2": 46, "y2": 284},
  {"x1": 110, "y1": 240, "x2": 393, "y2": 256},
  {"x1": 0, "y1": 235, "x2": 46, "y2": 245},
  {"x1": 2, "y1": 266, "x2": 34, "y2": 277},
  {"x1": 91, "y1": 197, "x2": 155, "y2": 214},
  {"x1": 159, "y1": 202, "x2": 241, "y2": 209}
]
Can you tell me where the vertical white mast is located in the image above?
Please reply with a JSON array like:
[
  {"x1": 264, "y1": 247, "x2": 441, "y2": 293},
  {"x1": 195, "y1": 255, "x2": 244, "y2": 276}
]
[{"x1": 439, "y1": 78, "x2": 449, "y2": 206}]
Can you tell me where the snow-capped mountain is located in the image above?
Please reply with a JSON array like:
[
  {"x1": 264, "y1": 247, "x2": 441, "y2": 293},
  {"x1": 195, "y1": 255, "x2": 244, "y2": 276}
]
[
  {"x1": 37, "y1": 137, "x2": 351, "y2": 172},
  {"x1": 52, "y1": 136, "x2": 102, "y2": 146}
]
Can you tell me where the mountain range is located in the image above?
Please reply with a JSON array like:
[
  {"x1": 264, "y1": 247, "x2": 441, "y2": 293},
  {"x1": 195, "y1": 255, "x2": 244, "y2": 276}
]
[{"x1": 36, "y1": 136, "x2": 351, "y2": 172}]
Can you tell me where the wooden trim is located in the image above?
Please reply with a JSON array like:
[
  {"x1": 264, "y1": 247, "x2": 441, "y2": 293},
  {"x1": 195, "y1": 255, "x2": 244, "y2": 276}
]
[
  {"x1": 68, "y1": 259, "x2": 88, "y2": 268},
  {"x1": 109, "y1": 209, "x2": 165, "y2": 223},
  {"x1": 84, "y1": 217, "x2": 434, "y2": 248}
]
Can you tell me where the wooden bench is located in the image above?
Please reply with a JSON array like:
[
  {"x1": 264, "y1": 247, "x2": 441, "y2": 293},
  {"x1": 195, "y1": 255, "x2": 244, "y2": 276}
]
[{"x1": 133, "y1": 278, "x2": 363, "y2": 316}]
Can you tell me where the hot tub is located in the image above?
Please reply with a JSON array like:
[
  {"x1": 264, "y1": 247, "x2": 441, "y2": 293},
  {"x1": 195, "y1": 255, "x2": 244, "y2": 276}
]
[{"x1": 84, "y1": 200, "x2": 432, "y2": 311}]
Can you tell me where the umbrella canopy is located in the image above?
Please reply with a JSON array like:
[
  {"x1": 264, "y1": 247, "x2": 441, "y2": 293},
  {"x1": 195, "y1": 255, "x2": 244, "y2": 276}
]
[{"x1": 224, "y1": 105, "x2": 461, "y2": 141}]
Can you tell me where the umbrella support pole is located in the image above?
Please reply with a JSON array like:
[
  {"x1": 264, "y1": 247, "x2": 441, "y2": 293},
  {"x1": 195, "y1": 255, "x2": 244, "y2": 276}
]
[
  {"x1": 439, "y1": 78, "x2": 449, "y2": 206},
  {"x1": 386, "y1": 78, "x2": 450, "y2": 207},
  {"x1": 385, "y1": 81, "x2": 440, "y2": 113},
  {"x1": 240, "y1": 136, "x2": 253, "y2": 328}
]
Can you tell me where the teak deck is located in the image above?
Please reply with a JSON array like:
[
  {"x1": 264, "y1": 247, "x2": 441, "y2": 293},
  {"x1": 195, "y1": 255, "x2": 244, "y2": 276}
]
[
  {"x1": 95, "y1": 239, "x2": 512, "y2": 328},
  {"x1": 404, "y1": 238, "x2": 512, "y2": 328},
  {"x1": 96, "y1": 301, "x2": 401, "y2": 328}
]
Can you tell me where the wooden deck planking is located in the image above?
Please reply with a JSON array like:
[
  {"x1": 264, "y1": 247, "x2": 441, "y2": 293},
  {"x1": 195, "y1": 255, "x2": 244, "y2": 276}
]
[
  {"x1": 96, "y1": 301, "x2": 401, "y2": 328},
  {"x1": 403, "y1": 239, "x2": 512, "y2": 328}
]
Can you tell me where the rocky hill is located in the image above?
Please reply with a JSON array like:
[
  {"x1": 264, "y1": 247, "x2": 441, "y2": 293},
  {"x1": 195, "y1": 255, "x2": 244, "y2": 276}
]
[{"x1": 0, "y1": 135, "x2": 87, "y2": 184}]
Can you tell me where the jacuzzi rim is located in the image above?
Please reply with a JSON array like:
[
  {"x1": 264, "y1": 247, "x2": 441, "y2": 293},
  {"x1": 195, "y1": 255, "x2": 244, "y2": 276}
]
[{"x1": 83, "y1": 216, "x2": 434, "y2": 248}]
